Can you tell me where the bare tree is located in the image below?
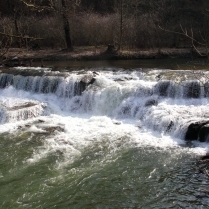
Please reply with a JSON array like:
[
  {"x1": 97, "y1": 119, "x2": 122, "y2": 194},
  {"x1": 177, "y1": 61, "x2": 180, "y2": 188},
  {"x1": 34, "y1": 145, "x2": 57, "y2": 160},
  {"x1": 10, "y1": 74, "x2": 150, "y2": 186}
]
[
  {"x1": 157, "y1": 0, "x2": 209, "y2": 59},
  {"x1": 118, "y1": 0, "x2": 123, "y2": 51},
  {"x1": 61, "y1": 0, "x2": 73, "y2": 50},
  {"x1": 19, "y1": 0, "x2": 79, "y2": 50}
]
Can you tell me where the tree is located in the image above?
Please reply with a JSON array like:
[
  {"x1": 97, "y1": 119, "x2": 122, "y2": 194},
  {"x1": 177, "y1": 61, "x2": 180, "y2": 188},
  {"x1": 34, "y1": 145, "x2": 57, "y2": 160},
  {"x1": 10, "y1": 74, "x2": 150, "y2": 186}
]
[
  {"x1": 153, "y1": 0, "x2": 209, "y2": 58},
  {"x1": 8, "y1": 0, "x2": 76, "y2": 50},
  {"x1": 61, "y1": 0, "x2": 73, "y2": 50},
  {"x1": 118, "y1": 0, "x2": 123, "y2": 50}
]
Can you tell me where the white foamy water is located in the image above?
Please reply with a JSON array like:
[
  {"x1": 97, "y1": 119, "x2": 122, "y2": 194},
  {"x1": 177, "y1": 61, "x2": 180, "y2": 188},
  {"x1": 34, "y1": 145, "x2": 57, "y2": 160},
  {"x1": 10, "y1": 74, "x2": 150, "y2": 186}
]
[{"x1": 0, "y1": 68, "x2": 209, "y2": 166}]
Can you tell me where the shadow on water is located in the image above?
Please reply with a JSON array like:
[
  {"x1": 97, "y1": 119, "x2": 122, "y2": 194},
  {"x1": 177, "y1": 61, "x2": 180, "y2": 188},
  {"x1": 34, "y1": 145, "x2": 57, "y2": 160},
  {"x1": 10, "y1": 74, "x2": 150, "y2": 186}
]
[{"x1": 33, "y1": 58, "x2": 209, "y2": 71}]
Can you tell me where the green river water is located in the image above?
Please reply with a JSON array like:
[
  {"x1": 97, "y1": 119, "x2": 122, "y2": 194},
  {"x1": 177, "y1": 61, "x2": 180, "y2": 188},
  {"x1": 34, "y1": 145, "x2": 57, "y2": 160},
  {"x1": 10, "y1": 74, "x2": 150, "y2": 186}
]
[
  {"x1": 0, "y1": 59, "x2": 209, "y2": 208},
  {"x1": 0, "y1": 132, "x2": 208, "y2": 209}
]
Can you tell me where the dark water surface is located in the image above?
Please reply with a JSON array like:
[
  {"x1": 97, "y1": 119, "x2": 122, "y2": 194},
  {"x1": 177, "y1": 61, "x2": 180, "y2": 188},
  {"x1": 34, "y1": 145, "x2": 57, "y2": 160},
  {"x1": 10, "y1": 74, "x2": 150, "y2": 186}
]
[
  {"x1": 0, "y1": 132, "x2": 208, "y2": 209},
  {"x1": 34, "y1": 58, "x2": 209, "y2": 71}
]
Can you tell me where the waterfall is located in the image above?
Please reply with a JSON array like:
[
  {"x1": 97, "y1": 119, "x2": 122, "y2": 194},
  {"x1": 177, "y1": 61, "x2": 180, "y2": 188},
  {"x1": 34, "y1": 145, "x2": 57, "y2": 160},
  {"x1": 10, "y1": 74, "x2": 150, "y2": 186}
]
[
  {"x1": 0, "y1": 99, "x2": 48, "y2": 124},
  {"x1": 0, "y1": 69, "x2": 209, "y2": 142}
]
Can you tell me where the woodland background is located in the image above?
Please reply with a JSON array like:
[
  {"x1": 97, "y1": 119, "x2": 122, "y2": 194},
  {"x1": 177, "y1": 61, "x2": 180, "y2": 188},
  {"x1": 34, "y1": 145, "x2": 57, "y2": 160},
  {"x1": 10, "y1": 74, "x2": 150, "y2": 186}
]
[{"x1": 0, "y1": 0, "x2": 208, "y2": 52}]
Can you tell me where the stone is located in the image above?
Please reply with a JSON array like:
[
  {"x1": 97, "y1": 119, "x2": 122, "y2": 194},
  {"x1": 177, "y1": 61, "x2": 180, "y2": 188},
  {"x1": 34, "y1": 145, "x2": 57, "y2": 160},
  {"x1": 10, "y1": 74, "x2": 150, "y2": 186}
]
[
  {"x1": 0, "y1": 101, "x2": 48, "y2": 124},
  {"x1": 200, "y1": 154, "x2": 209, "y2": 160},
  {"x1": 75, "y1": 75, "x2": 96, "y2": 95},
  {"x1": 166, "y1": 121, "x2": 174, "y2": 132},
  {"x1": 198, "y1": 124, "x2": 209, "y2": 142},
  {"x1": 185, "y1": 121, "x2": 209, "y2": 141},
  {"x1": 183, "y1": 81, "x2": 201, "y2": 98},
  {"x1": 145, "y1": 99, "x2": 158, "y2": 107},
  {"x1": 154, "y1": 81, "x2": 171, "y2": 97}
]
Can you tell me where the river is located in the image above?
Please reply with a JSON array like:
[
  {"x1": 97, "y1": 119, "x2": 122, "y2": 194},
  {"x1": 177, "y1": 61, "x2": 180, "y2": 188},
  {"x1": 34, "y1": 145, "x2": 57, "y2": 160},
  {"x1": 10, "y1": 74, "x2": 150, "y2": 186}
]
[{"x1": 0, "y1": 60, "x2": 209, "y2": 208}]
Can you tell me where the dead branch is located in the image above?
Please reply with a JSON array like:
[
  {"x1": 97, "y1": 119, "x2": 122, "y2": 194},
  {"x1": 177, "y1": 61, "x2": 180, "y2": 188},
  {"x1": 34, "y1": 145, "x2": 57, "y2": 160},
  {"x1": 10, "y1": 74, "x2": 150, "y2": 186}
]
[
  {"x1": 0, "y1": 32, "x2": 43, "y2": 40},
  {"x1": 159, "y1": 24, "x2": 209, "y2": 58},
  {"x1": 19, "y1": 0, "x2": 53, "y2": 12},
  {"x1": 159, "y1": 25, "x2": 206, "y2": 46}
]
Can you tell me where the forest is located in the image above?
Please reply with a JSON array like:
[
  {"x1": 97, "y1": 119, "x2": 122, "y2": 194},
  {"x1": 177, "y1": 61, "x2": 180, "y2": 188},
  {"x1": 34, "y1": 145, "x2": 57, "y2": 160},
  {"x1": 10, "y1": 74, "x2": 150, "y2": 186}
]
[{"x1": 0, "y1": 0, "x2": 209, "y2": 52}]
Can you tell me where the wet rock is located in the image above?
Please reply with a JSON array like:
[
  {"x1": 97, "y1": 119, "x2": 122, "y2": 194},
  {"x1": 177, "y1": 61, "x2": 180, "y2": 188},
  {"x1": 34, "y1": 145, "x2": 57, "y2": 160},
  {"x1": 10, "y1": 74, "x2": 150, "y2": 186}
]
[
  {"x1": 74, "y1": 75, "x2": 96, "y2": 95},
  {"x1": 200, "y1": 154, "x2": 209, "y2": 161},
  {"x1": 4, "y1": 57, "x2": 19, "y2": 67},
  {"x1": 166, "y1": 121, "x2": 174, "y2": 132},
  {"x1": 183, "y1": 81, "x2": 201, "y2": 98},
  {"x1": 119, "y1": 106, "x2": 131, "y2": 115},
  {"x1": 42, "y1": 126, "x2": 65, "y2": 133},
  {"x1": 7, "y1": 102, "x2": 36, "y2": 111},
  {"x1": 145, "y1": 99, "x2": 158, "y2": 107},
  {"x1": 0, "y1": 74, "x2": 13, "y2": 88},
  {"x1": 199, "y1": 124, "x2": 209, "y2": 142},
  {"x1": 185, "y1": 121, "x2": 209, "y2": 141},
  {"x1": 114, "y1": 77, "x2": 134, "y2": 82},
  {"x1": 93, "y1": 71, "x2": 99, "y2": 76},
  {"x1": 113, "y1": 120, "x2": 122, "y2": 125},
  {"x1": 37, "y1": 119, "x2": 45, "y2": 123},
  {"x1": 154, "y1": 81, "x2": 171, "y2": 97},
  {"x1": 4, "y1": 57, "x2": 26, "y2": 67},
  {"x1": 114, "y1": 78, "x2": 126, "y2": 82},
  {"x1": 0, "y1": 101, "x2": 48, "y2": 124}
]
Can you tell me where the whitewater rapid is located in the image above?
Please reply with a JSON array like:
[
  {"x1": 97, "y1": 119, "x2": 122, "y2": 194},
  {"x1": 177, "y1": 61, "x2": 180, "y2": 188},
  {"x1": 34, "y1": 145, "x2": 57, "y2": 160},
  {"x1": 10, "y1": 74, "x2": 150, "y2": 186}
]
[{"x1": 0, "y1": 67, "x2": 208, "y2": 166}]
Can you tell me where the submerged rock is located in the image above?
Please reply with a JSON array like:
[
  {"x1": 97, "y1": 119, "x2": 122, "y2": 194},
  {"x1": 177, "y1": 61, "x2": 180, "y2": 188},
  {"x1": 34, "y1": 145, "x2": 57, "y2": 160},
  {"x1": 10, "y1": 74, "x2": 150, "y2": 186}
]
[
  {"x1": 154, "y1": 80, "x2": 171, "y2": 97},
  {"x1": 185, "y1": 121, "x2": 209, "y2": 142},
  {"x1": 145, "y1": 99, "x2": 158, "y2": 107},
  {"x1": 183, "y1": 81, "x2": 201, "y2": 98},
  {"x1": 166, "y1": 121, "x2": 174, "y2": 133},
  {"x1": 38, "y1": 125, "x2": 65, "y2": 134}
]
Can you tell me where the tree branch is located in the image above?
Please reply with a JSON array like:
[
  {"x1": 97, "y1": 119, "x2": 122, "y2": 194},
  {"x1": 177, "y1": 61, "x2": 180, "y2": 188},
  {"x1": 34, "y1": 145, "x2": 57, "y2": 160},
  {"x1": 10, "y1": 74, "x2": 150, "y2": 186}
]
[
  {"x1": 0, "y1": 32, "x2": 43, "y2": 40},
  {"x1": 19, "y1": 0, "x2": 54, "y2": 11},
  {"x1": 159, "y1": 25, "x2": 206, "y2": 46}
]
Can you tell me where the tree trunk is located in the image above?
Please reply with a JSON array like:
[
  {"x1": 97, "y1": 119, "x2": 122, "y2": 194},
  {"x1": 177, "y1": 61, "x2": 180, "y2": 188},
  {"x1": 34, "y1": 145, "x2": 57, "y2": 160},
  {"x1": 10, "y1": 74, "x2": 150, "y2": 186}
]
[
  {"x1": 118, "y1": 0, "x2": 123, "y2": 51},
  {"x1": 61, "y1": 0, "x2": 73, "y2": 50}
]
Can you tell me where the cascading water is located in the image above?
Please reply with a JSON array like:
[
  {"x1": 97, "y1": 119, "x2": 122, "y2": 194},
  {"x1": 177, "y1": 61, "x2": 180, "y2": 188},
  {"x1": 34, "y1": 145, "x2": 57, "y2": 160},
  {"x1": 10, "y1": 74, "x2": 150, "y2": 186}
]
[
  {"x1": 0, "y1": 69, "x2": 209, "y2": 139},
  {"x1": 0, "y1": 66, "x2": 209, "y2": 208}
]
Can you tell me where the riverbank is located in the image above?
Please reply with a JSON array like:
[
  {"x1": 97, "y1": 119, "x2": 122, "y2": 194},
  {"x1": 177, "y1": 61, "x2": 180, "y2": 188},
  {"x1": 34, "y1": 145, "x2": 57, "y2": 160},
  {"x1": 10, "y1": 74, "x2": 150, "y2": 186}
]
[{"x1": 1, "y1": 46, "x2": 202, "y2": 63}]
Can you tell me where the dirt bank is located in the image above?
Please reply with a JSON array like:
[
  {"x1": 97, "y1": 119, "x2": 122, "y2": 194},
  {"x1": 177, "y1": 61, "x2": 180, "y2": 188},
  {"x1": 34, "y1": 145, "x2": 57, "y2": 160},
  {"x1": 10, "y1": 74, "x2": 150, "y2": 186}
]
[{"x1": 1, "y1": 46, "x2": 205, "y2": 63}]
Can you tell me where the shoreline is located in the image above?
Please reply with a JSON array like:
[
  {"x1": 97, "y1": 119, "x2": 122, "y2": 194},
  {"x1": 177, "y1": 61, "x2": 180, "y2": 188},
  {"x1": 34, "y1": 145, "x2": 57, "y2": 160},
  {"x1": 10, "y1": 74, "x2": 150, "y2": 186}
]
[{"x1": 1, "y1": 47, "x2": 204, "y2": 63}]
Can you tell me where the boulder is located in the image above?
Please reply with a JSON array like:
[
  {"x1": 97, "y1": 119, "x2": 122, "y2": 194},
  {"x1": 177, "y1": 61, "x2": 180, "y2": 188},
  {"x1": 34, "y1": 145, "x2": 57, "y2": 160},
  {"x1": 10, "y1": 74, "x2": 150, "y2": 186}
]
[
  {"x1": 185, "y1": 121, "x2": 209, "y2": 141},
  {"x1": 199, "y1": 124, "x2": 209, "y2": 142},
  {"x1": 200, "y1": 154, "x2": 209, "y2": 160},
  {"x1": 74, "y1": 75, "x2": 96, "y2": 95}
]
